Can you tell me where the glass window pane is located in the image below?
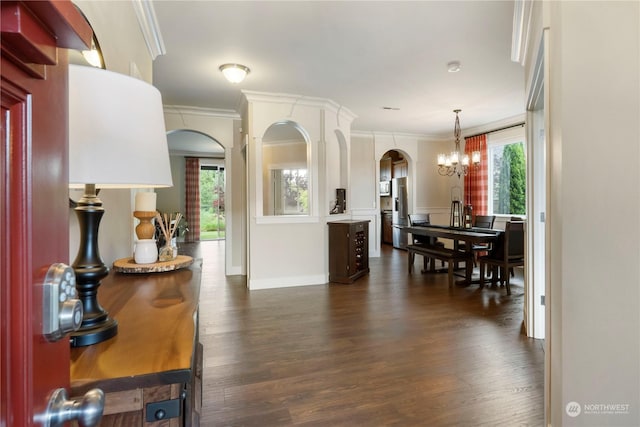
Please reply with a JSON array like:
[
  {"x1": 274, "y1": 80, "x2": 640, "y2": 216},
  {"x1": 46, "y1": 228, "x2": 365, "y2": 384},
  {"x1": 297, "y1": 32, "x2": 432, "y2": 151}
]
[
  {"x1": 489, "y1": 141, "x2": 526, "y2": 216},
  {"x1": 200, "y1": 165, "x2": 225, "y2": 240},
  {"x1": 277, "y1": 168, "x2": 308, "y2": 215}
]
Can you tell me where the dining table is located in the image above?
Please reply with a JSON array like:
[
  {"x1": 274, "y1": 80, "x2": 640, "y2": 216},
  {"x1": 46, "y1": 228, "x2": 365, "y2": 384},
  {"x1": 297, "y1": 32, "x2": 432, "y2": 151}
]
[{"x1": 404, "y1": 224, "x2": 502, "y2": 285}]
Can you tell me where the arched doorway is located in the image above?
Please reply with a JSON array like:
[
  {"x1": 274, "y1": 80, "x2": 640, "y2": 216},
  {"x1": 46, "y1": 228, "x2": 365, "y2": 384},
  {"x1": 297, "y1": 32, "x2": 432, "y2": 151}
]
[
  {"x1": 379, "y1": 149, "x2": 410, "y2": 249},
  {"x1": 160, "y1": 129, "x2": 226, "y2": 241}
]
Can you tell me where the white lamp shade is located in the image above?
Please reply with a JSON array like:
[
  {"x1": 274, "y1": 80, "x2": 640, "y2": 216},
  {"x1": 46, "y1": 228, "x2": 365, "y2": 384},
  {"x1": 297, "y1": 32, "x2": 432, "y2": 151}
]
[{"x1": 69, "y1": 64, "x2": 173, "y2": 188}]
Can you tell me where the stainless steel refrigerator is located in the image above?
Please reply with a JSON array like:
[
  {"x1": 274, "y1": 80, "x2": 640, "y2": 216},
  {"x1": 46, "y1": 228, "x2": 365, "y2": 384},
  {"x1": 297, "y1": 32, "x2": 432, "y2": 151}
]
[{"x1": 392, "y1": 177, "x2": 408, "y2": 249}]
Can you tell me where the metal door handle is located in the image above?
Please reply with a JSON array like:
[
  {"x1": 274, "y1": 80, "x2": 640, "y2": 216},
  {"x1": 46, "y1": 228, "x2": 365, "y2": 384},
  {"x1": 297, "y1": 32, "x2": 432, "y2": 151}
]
[
  {"x1": 36, "y1": 388, "x2": 104, "y2": 427},
  {"x1": 42, "y1": 263, "x2": 83, "y2": 341}
]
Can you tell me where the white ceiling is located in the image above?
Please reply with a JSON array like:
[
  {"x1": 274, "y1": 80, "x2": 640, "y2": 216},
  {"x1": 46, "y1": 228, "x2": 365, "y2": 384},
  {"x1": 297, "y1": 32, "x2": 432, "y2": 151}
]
[{"x1": 152, "y1": 0, "x2": 524, "y2": 140}]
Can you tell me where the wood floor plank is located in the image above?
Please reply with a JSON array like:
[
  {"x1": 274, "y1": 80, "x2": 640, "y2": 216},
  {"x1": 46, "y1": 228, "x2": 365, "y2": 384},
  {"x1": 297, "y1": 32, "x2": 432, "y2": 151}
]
[{"x1": 193, "y1": 241, "x2": 544, "y2": 426}]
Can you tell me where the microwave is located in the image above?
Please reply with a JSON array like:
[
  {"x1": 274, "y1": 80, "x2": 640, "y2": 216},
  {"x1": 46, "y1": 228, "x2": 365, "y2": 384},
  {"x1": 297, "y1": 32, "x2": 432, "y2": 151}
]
[{"x1": 379, "y1": 181, "x2": 391, "y2": 196}]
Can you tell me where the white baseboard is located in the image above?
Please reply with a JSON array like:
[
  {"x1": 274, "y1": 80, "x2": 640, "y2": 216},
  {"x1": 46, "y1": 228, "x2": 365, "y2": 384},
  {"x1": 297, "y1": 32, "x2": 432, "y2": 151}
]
[
  {"x1": 248, "y1": 274, "x2": 327, "y2": 290},
  {"x1": 226, "y1": 265, "x2": 244, "y2": 276}
]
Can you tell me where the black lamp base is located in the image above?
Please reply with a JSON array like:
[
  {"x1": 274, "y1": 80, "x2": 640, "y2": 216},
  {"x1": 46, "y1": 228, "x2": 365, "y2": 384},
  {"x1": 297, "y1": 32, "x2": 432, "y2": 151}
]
[
  {"x1": 70, "y1": 184, "x2": 118, "y2": 348},
  {"x1": 70, "y1": 318, "x2": 118, "y2": 347}
]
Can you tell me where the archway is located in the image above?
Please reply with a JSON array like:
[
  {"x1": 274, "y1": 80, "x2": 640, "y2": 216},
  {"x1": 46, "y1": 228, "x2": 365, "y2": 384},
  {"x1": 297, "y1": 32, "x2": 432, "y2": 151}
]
[
  {"x1": 379, "y1": 149, "x2": 411, "y2": 249},
  {"x1": 157, "y1": 129, "x2": 226, "y2": 241}
]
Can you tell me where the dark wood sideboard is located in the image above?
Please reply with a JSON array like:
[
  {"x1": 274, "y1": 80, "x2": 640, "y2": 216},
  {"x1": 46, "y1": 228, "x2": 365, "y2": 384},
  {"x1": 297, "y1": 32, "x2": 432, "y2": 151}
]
[
  {"x1": 328, "y1": 220, "x2": 370, "y2": 283},
  {"x1": 70, "y1": 258, "x2": 203, "y2": 426}
]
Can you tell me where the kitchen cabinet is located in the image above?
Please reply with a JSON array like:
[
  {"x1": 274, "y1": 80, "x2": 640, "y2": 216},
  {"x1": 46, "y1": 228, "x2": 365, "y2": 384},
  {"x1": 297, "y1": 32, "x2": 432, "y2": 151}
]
[
  {"x1": 393, "y1": 159, "x2": 408, "y2": 178},
  {"x1": 380, "y1": 156, "x2": 392, "y2": 181},
  {"x1": 328, "y1": 220, "x2": 370, "y2": 283},
  {"x1": 382, "y1": 211, "x2": 393, "y2": 244}
]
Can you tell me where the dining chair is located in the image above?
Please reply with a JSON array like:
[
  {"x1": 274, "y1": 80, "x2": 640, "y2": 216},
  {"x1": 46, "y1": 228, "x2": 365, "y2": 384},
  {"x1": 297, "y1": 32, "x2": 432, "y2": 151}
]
[
  {"x1": 478, "y1": 221, "x2": 525, "y2": 295},
  {"x1": 471, "y1": 215, "x2": 496, "y2": 264},
  {"x1": 474, "y1": 215, "x2": 496, "y2": 229},
  {"x1": 408, "y1": 213, "x2": 445, "y2": 270},
  {"x1": 507, "y1": 217, "x2": 525, "y2": 276},
  {"x1": 460, "y1": 215, "x2": 495, "y2": 265}
]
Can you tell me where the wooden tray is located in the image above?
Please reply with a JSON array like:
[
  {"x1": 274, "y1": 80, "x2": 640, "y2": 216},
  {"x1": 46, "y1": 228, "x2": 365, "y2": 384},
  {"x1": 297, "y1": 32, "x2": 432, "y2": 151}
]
[{"x1": 112, "y1": 255, "x2": 193, "y2": 274}]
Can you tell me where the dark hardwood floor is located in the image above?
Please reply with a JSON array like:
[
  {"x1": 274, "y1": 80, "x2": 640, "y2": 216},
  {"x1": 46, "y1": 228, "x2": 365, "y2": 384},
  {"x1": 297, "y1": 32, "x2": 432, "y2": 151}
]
[{"x1": 196, "y1": 241, "x2": 544, "y2": 426}]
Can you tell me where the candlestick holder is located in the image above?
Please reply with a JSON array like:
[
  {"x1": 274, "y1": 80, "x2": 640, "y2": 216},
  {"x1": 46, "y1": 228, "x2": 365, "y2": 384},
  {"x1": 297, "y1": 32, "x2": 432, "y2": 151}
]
[{"x1": 134, "y1": 211, "x2": 157, "y2": 240}]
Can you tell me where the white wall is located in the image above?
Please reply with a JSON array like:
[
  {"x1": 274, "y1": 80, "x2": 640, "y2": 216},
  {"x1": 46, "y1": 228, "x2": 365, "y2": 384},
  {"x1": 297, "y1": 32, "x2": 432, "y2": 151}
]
[
  {"x1": 326, "y1": 129, "x2": 348, "y2": 211},
  {"x1": 351, "y1": 132, "x2": 458, "y2": 254},
  {"x1": 535, "y1": 1, "x2": 640, "y2": 425},
  {"x1": 243, "y1": 92, "x2": 355, "y2": 289},
  {"x1": 161, "y1": 107, "x2": 244, "y2": 275},
  {"x1": 157, "y1": 155, "x2": 185, "y2": 215}
]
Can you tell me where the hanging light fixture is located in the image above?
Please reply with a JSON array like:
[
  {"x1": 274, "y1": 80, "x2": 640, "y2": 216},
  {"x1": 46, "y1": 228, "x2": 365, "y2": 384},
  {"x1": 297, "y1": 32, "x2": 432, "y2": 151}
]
[
  {"x1": 219, "y1": 63, "x2": 250, "y2": 83},
  {"x1": 81, "y1": 39, "x2": 103, "y2": 68},
  {"x1": 437, "y1": 109, "x2": 480, "y2": 178}
]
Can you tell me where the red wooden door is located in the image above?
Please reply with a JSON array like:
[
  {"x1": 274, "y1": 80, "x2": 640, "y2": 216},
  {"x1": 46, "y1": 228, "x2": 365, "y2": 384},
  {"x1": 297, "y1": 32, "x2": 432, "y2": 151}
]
[{"x1": 0, "y1": 2, "x2": 92, "y2": 425}]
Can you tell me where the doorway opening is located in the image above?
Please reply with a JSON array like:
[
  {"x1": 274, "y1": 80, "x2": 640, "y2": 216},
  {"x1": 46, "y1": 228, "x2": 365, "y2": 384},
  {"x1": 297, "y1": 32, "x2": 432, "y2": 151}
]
[
  {"x1": 163, "y1": 129, "x2": 225, "y2": 243},
  {"x1": 200, "y1": 161, "x2": 225, "y2": 240},
  {"x1": 379, "y1": 150, "x2": 409, "y2": 249}
]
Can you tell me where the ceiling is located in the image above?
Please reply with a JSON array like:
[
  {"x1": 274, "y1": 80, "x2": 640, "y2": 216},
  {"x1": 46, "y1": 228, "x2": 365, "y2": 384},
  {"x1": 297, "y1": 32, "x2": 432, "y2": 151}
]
[{"x1": 151, "y1": 1, "x2": 524, "y2": 143}]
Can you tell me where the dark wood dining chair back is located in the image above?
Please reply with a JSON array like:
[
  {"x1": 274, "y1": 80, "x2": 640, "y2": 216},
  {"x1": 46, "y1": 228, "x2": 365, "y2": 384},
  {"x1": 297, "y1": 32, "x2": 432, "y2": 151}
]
[
  {"x1": 463, "y1": 215, "x2": 496, "y2": 266},
  {"x1": 474, "y1": 215, "x2": 495, "y2": 229},
  {"x1": 408, "y1": 213, "x2": 444, "y2": 270},
  {"x1": 506, "y1": 221, "x2": 525, "y2": 260},
  {"x1": 479, "y1": 221, "x2": 525, "y2": 295},
  {"x1": 408, "y1": 213, "x2": 430, "y2": 227},
  {"x1": 408, "y1": 213, "x2": 432, "y2": 246}
]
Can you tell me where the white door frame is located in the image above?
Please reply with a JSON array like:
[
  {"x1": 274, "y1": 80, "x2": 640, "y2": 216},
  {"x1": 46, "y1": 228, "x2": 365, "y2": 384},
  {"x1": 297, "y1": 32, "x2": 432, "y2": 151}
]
[{"x1": 525, "y1": 37, "x2": 547, "y2": 340}]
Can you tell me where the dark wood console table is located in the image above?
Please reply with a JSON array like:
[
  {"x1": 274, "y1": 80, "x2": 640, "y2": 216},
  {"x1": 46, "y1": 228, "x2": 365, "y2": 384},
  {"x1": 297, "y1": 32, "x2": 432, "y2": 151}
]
[{"x1": 70, "y1": 259, "x2": 203, "y2": 426}]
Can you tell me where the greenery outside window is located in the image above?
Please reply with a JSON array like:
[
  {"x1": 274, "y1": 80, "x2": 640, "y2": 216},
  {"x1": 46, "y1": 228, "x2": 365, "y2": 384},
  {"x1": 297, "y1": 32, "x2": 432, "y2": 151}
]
[
  {"x1": 200, "y1": 164, "x2": 225, "y2": 240},
  {"x1": 261, "y1": 121, "x2": 310, "y2": 218},
  {"x1": 488, "y1": 140, "x2": 526, "y2": 216},
  {"x1": 272, "y1": 168, "x2": 308, "y2": 215}
]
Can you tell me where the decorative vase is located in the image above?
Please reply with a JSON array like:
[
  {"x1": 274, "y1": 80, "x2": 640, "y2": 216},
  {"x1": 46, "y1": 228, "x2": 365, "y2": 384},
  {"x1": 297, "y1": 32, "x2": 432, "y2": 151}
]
[
  {"x1": 158, "y1": 242, "x2": 178, "y2": 262},
  {"x1": 134, "y1": 239, "x2": 158, "y2": 264}
]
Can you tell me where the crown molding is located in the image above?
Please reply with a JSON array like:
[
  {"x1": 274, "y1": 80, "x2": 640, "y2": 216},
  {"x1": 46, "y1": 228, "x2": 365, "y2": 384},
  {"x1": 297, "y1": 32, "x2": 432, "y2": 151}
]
[
  {"x1": 131, "y1": 0, "x2": 166, "y2": 60},
  {"x1": 462, "y1": 114, "x2": 526, "y2": 138},
  {"x1": 352, "y1": 113, "x2": 526, "y2": 142},
  {"x1": 163, "y1": 105, "x2": 241, "y2": 120},
  {"x1": 241, "y1": 90, "x2": 357, "y2": 121},
  {"x1": 511, "y1": 0, "x2": 534, "y2": 65},
  {"x1": 351, "y1": 129, "x2": 447, "y2": 142},
  {"x1": 170, "y1": 150, "x2": 225, "y2": 159}
]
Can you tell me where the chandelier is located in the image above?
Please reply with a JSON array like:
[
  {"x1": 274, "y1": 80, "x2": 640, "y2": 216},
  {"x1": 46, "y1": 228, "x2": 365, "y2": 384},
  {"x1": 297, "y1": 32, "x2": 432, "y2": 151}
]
[{"x1": 437, "y1": 109, "x2": 480, "y2": 178}]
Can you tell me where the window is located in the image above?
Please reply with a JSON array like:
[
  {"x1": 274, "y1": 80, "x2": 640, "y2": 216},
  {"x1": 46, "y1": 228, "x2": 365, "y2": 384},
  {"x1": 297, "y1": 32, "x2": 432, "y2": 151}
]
[
  {"x1": 487, "y1": 131, "x2": 526, "y2": 216},
  {"x1": 261, "y1": 121, "x2": 310, "y2": 217},
  {"x1": 271, "y1": 168, "x2": 308, "y2": 215},
  {"x1": 200, "y1": 164, "x2": 225, "y2": 240}
]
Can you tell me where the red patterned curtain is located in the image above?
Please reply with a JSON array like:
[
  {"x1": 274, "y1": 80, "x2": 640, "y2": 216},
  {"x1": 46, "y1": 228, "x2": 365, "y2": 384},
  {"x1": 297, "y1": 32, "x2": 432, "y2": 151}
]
[
  {"x1": 464, "y1": 134, "x2": 488, "y2": 215},
  {"x1": 185, "y1": 157, "x2": 200, "y2": 242}
]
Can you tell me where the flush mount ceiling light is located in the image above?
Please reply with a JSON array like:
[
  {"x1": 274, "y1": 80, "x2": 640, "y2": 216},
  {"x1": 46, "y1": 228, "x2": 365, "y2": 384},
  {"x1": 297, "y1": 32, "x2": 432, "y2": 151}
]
[
  {"x1": 219, "y1": 63, "x2": 250, "y2": 83},
  {"x1": 447, "y1": 61, "x2": 461, "y2": 73}
]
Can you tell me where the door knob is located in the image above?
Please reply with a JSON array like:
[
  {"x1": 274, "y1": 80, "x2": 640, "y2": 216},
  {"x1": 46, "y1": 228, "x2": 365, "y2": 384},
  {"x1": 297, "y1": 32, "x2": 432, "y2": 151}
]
[{"x1": 36, "y1": 388, "x2": 104, "y2": 427}]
